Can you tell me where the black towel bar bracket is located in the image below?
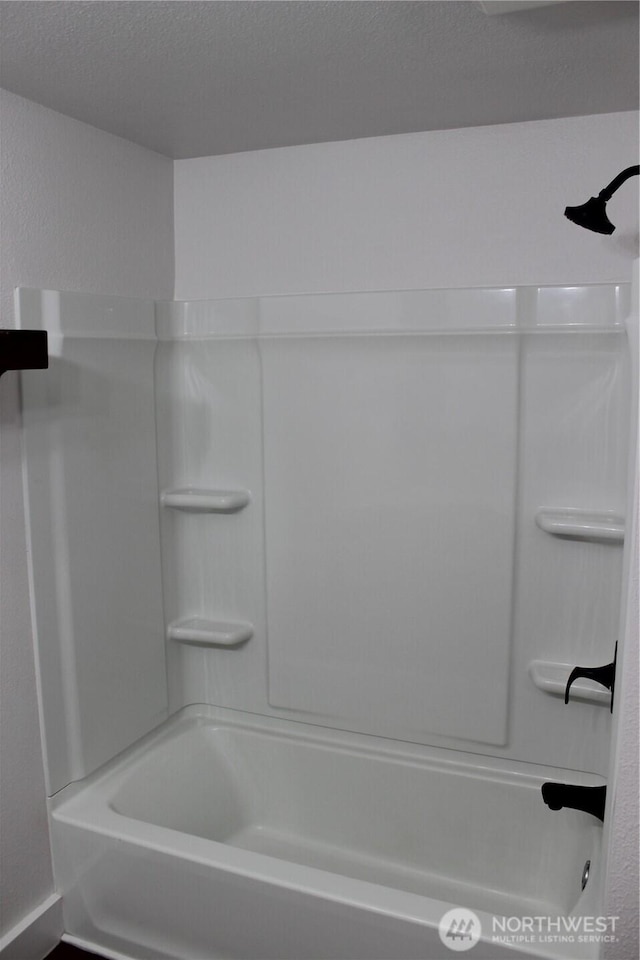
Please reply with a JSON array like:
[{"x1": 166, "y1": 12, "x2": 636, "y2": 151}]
[{"x1": 0, "y1": 330, "x2": 49, "y2": 378}]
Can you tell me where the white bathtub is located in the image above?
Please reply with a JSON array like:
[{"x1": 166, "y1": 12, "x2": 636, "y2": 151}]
[{"x1": 50, "y1": 706, "x2": 603, "y2": 960}]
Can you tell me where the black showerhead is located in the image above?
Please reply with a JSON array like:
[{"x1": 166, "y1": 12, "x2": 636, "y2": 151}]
[
  {"x1": 564, "y1": 165, "x2": 639, "y2": 236},
  {"x1": 564, "y1": 196, "x2": 615, "y2": 235}
]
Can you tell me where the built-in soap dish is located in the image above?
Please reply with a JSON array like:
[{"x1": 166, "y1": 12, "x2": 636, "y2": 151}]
[
  {"x1": 168, "y1": 618, "x2": 254, "y2": 648},
  {"x1": 161, "y1": 488, "x2": 250, "y2": 513},
  {"x1": 535, "y1": 508, "x2": 624, "y2": 544},
  {"x1": 528, "y1": 660, "x2": 611, "y2": 706}
]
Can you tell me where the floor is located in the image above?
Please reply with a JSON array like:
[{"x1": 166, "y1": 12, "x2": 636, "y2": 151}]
[{"x1": 47, "y1": 944, "x2": 100, "y2": 959}]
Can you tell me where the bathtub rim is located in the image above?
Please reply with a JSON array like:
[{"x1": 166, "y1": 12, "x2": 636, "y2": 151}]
[{"x1": 50, "y1": 702, "x2": 607, "y2": 805}]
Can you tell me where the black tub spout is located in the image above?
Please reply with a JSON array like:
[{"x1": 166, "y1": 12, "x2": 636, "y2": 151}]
[{"x1": 541, "y1": 783, "x2": 606, "y2": 822}]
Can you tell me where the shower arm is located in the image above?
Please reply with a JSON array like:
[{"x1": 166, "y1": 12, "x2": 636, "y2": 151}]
[{"x1": 596, "y1": 165, "x2": 639, "y2": 202}]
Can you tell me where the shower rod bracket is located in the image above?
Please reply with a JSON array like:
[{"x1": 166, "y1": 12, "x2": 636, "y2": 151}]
[{"x1": 0, "y1": 329, "x2": 49, "y2": 378}]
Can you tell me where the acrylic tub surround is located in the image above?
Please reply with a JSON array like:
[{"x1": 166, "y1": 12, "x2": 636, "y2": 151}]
[{"x1": 18, "y1": 283, "x2": 633, "y2": 959}]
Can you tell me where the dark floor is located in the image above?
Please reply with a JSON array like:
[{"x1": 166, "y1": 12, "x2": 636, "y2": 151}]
[{"x1": 46, "y1": 944, "x2": 100, "y2": 959}]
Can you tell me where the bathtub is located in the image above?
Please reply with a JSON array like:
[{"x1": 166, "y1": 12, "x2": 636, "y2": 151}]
[{"x1": 50, "y1": 706, "x2": 603, "y2": 960}]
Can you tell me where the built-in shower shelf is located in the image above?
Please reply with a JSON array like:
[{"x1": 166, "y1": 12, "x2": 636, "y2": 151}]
[
  {"x1": 168, "y1": 618, "x2": 254, "y2": 648},
  {"x1": 529, "y1": 661, "x2": 611, "y2": 706},
  {"x1": 161, "y1": 488, "x2": 250, "y2": 513},
  {"x1": 535, "y1": 509, "x2": 624, "y2": 544}
]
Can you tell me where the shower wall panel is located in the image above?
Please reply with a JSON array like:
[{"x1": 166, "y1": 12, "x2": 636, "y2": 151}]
[
  {"x1": 509, "y1": 288, "x2": 629, "y2": 775},
  {"x1": 261, "y1": 333, "x2": 517, "y2": 746},
  {"x1": 18, "y1": 290, "x2": 168, "y2": 794},
  {"x1": 154, "y1": 300, "x2": 267, "y2": 716},
  {"x1": 158, "y1": 284, "x2": 629, "y2": 773},
  {"x1": 19, "y1": 283, "x2": 630, "y2": 792}
]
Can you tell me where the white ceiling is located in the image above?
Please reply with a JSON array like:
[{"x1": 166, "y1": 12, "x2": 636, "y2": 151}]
[{"x1": 0, "y1": 1, "x2": 638, "y2": 159}]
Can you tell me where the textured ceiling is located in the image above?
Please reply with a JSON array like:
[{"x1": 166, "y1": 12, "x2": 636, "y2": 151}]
[{"x1": 0, "y1": 1, "x2": 638, "y2": 159}]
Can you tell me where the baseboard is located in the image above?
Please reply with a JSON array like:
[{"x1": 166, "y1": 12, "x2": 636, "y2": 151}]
[{"x1": 0, "y1": 894, "x2": 63, "y2": 960}]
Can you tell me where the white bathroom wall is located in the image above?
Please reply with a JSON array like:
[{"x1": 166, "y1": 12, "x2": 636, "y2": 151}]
[
  {"x1": 0, "y1": 90, "x2": 173, "y2": 947},
  {"x1": 174, "y1": 112, "x2": 639, "y2": 299}
]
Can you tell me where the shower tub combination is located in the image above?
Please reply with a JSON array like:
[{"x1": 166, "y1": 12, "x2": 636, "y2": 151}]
[{"x1": 19, "y1": 283, "x2": 634, "y2": 959}]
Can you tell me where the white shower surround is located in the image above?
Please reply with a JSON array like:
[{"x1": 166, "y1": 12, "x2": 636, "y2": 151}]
[{"x1": 17, "y1": 280, "x2": 634, "y2": 960}]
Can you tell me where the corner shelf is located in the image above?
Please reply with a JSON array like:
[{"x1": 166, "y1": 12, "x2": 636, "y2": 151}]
[
  {"x1": 168, "y1": 618, "x2": 254, "y2": 648},
  {"x1": 535, "y1": 508, "x2": 624, "y2": 544},
  {"x1": 529, "y1": 660, "x2": 611, "y2": 706},
  {"x1": 161, "y1": 488, "x2": 250, "y2": 513}
]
